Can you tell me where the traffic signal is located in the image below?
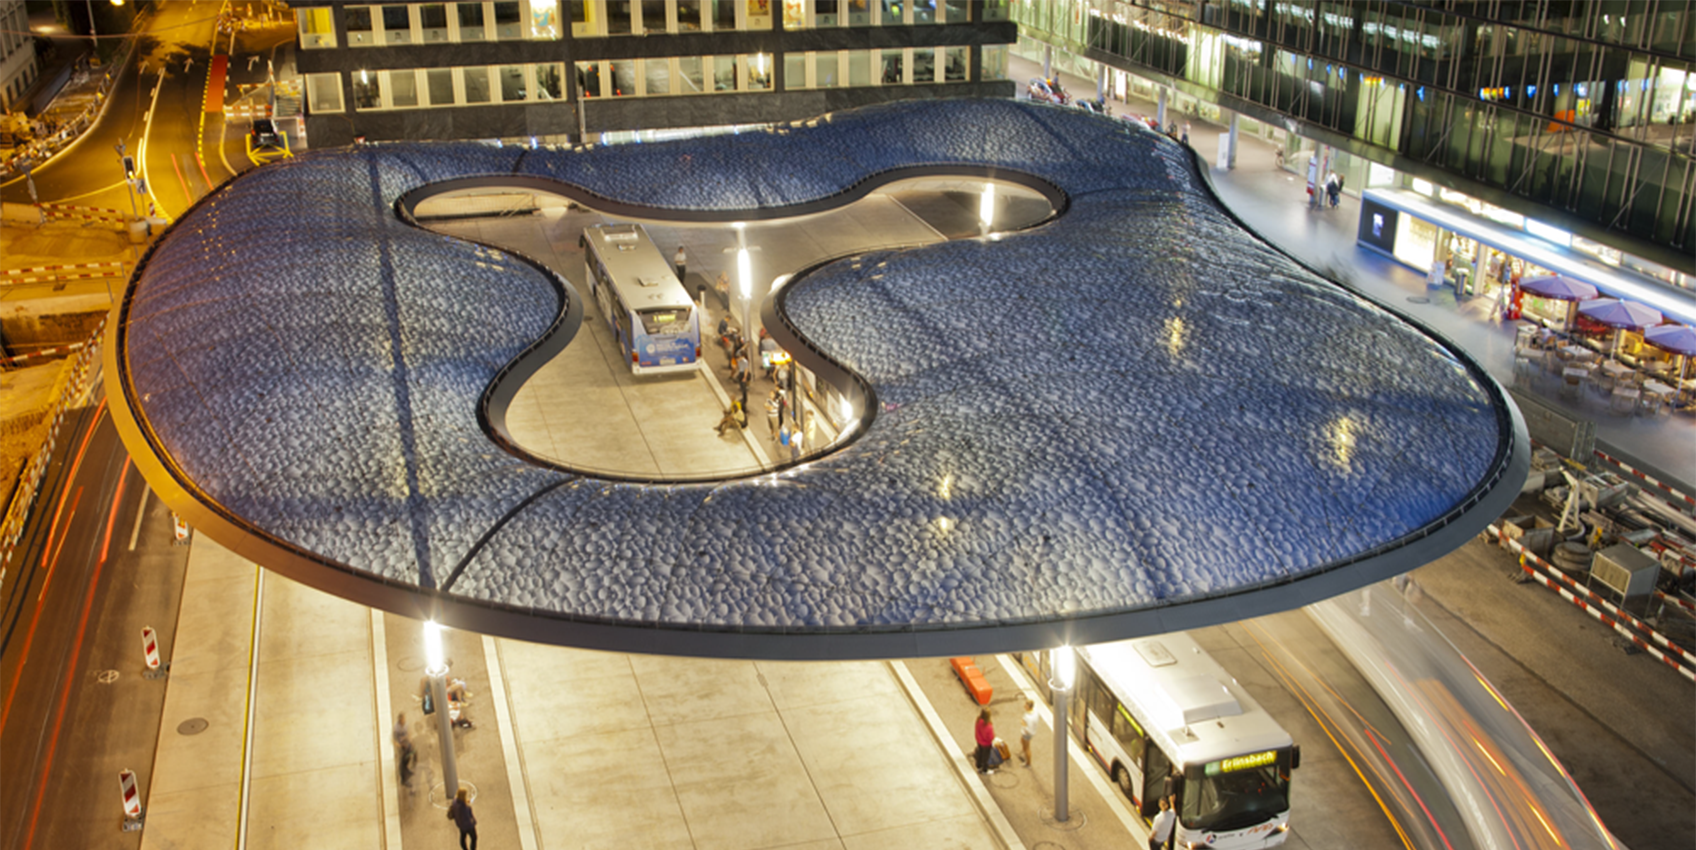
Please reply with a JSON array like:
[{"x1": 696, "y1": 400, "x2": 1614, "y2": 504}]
[{"x1": 122, "y1": 155, "x2": 136, "y2": 177}]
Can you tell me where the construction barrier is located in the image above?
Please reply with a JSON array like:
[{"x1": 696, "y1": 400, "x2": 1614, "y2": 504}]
[
  {"x1": 1488, "y1": 524, "x2": 1696, "y2": 683},
  {"x1": 36, "y1": 202, "x2": 129, "y2": 225},
  {"x1": 172, "y1": 514, "x2": 190, "y2": 544},
  {"x1": 119, "y1": 768, "x2": 143, "y2": 830},
  {"x1": 2, "y1": 261, "x2": 125, "y2": 277},
  {"x1": 0, "y1": 321, "x2": 104, "y2": 570},
  {"x1": 141, "y1": 626, "x2": 161, "y2": 671},
  {"x1": 0, "y1": 338, "x2": 97, "y2": 368},
  {"x1": 1593, "y1": 448, "x2": 1696, "y2": 510}
]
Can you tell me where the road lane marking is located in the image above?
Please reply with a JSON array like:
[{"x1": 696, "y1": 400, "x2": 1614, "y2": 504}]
[
  {"x1": 235, "y1": 565, "x2": 263, "y2": 850},
  {"x1": 483, "y1": 635, "x2": 539, "y2": 850},
  {"x1": 128, "y1": 485, "x2": 150, "y2": 551},
  {"x1": 372, "y1": 610, "x2": 404, "y2": 849}
]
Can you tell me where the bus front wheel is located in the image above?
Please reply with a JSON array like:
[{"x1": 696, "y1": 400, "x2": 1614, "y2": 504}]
[{"x1": 1114, "y1": 765, "x2": 1135, "y2": 800}]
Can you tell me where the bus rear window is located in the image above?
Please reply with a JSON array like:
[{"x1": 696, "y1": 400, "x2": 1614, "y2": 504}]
[{"x1": 639, "y1": 309, "x2": 688, "y2": 335}]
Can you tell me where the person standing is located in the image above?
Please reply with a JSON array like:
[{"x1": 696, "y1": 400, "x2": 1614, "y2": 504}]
[
  {"x1": 1019, "y1": 700, "x2": 1038, "y2": 766},
  {"x1": 788, "y1": 425, "x2": 803, "y2": 462},
  {"x1": 673, "y1": 245, "x2": 687, "y2": 281},
  {"x1": 1149, "y1": 796, "x2": 1176, "y2": 850},
  {"x1": 393, "y1": 713, "x2": 416, "y2": 787},
  {"x1": 973, "y1": 708, "x2": 996, "y2": 774},
  {"x1": 765, "y1": 392, "x2": 780, "y2": 436},
  {"x1": 448, "y1": 787, "x2": 478, "y2": 850}
]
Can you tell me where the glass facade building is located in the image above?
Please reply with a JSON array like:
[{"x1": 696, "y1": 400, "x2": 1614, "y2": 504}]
[
  {"x1": 288, "y1": 1, "x2": 1016, "y2": 146},
  {"x1": 1014, "y1": 0, "x2": 1694, "y2": 267}
]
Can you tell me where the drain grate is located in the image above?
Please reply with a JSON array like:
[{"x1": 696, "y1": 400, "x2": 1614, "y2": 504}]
[{"x1": 1407, "y1": 296, "x2": 1431, "y2": 304}]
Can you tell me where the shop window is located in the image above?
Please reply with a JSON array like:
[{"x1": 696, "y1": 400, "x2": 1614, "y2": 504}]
[
  {"x1": 748, "y1": 53, "x2": 772, "y2": 90},
  {"x1": 610, "y1": 59, "x2": 637, "y2": 96},
  {"x1": 713, "y1": 55, "x2": 736, "y2": 90},
  {"x1": 913, "y1": 48, "x2": 934, "y2": 83},
  {"x1": 785, "y1": 53, "x2": 807, "y2": 89},
  {"x1": 306, "y1": 72, "x2": 343, "y2": 112},
  {"x1": 427, "y1": 68, "x2": 456, "y2": 104},
  {"x1": 711, "y1": 0, "x2": 736, "y2": 30},
  {"x1": 382, "y1": 5, "x2": 412, "y2": 43},
  {"x1": 390, "y1": 70, "x2": 420, "y2": 106},
  {"x1": 458, "y1": 3, "x2": 486, "y2": 39},
  {"x1": 944, "y1": 46, "x2": 967, "y2": 82},
  {"x1": 576, "y1": 61, "x2": 602, "y2": 97},
  {"x1": 641, "y1": 0, "x2": 667, "y2": 32},
  {"x1": 783, "y1": 0, "x2": 804, "y2": 29},
  {"x1": 530, "y1": 0, "x2": 561, "y2": 38},
  {"x1": 352, "y1": 69, "x2": 382, "y2": 109},
  {"x1": 346, "y1": 6, "x2": 375, "y2": 46},
  {"x1": 297, "y1": 7, "x2": 337, "y2": 48},
  {"x1": 419, "y1": 4, "x2": 448, "y2": 41},
  {"x1": 677, "y1": 0, "x2": 702, "y2": 31},
  {"x1": 494, "y1": 1, "x2": 523, "y2": 38},
  {"x1": 463, "y1": 67, "x2": 491, "y2": 103},
  {"x1": 881, "y1": 49, "x2": 904, "y2": 84},
  {"x1": 643, "y1": 58, "x2": 672, "y2": 95},
  {"x1": 679, "y1": 57, "x2": 705, "y2": 93},
  {"x1": 815, "y1": 51, "x2": 840, "y2": 87},
  {"x1": 846, "y1": 50, "x2": 871, "y2": 86},
  {"x1": 747, "y1": 0, "x2": 773, "y2": 29},
  {"x1": 981, "y1": 44, "x2": 1008, "y2": 80},
  {"x1": 537, "y1": 64, "x2": 563, "y2": 99},
  {"x1": 500, "y1": 65, "x2": 527, "y2": 101}
]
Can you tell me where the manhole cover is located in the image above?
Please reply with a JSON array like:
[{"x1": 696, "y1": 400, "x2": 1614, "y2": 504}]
[
  {"x1": 431, "y1": 779, "x2": 478, "y2": 809},
  {"x1": 989, "y1": 770, "x2": 1021, "y2": 789},
  {"x1": 397, "y1": 654, "x2": 427, "y2": 672},
  {"x1": 96, "y1": 670, "x2": 120, "y2": 684},
  {"x1": 177, "y1": 717, "x2": 209, "y2": 735},
  {"x1": 1407, "y1": 296, "x2": 1431, "y2": 304},
  {"x1": 1038, "y1": 806, "x2": 1088, "y2": 832},
  {"x1": 1032, "y1": 843, "x2": 1069, "y2": 850}
]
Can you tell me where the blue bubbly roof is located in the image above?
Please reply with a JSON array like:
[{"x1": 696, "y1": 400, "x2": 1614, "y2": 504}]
[{"x1": 112, "y1": 99, "x2": 1524, "y2": 658}]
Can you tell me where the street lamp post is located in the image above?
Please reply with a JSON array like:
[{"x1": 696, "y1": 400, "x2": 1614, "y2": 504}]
[
  {"x1": 978, "y1": 182, "x2": 995, "y2": 237},
  {"x1": 423, "y1": 621, "x2": 459, "y2": 800},
  {"x1": 1051, "y1": 645, "x2": 1076, "y2": 823}
]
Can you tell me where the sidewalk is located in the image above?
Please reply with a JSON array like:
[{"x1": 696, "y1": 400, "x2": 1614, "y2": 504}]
[{"x1": 1008, "y1": 54, "x2": 1695, "y2": 488}]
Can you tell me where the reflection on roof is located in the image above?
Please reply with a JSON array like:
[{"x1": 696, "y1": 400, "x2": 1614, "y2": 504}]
[{"x1": 110, "y1": 99, "x2": 1524, "y2": 659}]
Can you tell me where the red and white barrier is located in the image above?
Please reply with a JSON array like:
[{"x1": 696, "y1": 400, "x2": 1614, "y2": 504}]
[
  {"x1": 172, "y1": 514, "x2": 190, "y2": 544},
  {"x1": 1489, "y1": 525, "x2": 1696, "y2": 683},
  {"x1": 141, "y1": 627, "x2": 161, "y2": 671},
  {"x1": 0, "y1": 340, "x2": 94, "y2": 368},
  {"x1": 119, "y1": 768, "x2": 142, "y2": 819},
  {"x1": 0, "y1": 320, "x2": 103, "y2": 569},
  {"x1": 1592, "y1": 448, "x2": 1696, "y2": 509},
  {"x1": 2, "y1": 261, "x2": 124, "y2": 276}
]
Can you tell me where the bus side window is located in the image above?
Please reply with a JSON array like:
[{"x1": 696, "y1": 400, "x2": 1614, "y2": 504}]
[{"x1": 1110, "y1": 708, "x2": 1144, "y2": 764}]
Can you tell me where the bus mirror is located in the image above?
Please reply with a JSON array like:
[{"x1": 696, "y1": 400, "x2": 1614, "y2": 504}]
[{"x1": 1290, "y1": 745, "x2": 1301, "y2": 770}]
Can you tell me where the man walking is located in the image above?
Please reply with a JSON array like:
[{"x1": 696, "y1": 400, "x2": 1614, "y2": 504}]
[{"x1": 1149, "y1": 796, "x2": 1176, "y2": 850}]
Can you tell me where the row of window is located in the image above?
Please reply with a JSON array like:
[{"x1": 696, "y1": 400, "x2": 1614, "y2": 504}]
[
  {"x1": 298, "y1": 0, "x2": 1012, "y2": 48},
  {"x1": 578, "y1": 46, "x2": 975, "y2": 98},
  {"x1": 307, "y1": 44, "x2": 1003, "y2": 112}
]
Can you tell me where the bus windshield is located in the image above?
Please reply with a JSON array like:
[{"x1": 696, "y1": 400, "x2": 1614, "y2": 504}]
[
  {"x1": 638, "y1": 308, "x2": 690, "y2": 335},
  {"x1": 1182, "y1": 761, "x2": 1289, "y2": 833}
]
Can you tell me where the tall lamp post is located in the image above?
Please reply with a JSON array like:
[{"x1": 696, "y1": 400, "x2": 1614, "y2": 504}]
[
  {"x1": 423, "y1": 621, "x2": 459, "y2": 801},
  {"x1": 978, "y1": 182, "x2": 995, "y2": 237},
  {"x1": 1051, "y1": 645, "x2": 1076, "y2": 823}
]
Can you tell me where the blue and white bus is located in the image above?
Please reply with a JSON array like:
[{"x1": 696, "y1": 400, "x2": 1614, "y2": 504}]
[
  {"x1": 581, "y1": 223, "x2": 700, "y2": 375},
  {"x1": 1020, "y1": 633, "x2": 1299, "y2": 849}
]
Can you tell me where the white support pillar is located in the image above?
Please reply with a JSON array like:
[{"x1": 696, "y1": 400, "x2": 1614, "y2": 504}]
[
  {"x1": 1227, "y1": 111, "x2": 1241, "y2": 169},
  {"x1": 1156, "y1": 87, "x2": 1168, "y2": 128}
]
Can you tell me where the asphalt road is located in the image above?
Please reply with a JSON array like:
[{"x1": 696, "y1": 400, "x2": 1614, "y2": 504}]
[{"x1": 0, "y1": 381, "x2": 190, "y2": 850}]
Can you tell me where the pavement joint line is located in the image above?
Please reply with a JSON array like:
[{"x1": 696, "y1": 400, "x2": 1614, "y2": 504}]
[
  {"x1": 372, "y1": 609, "x2": 404, "y2": 849},
  {"x1": 995, "y1": 652, "x2": 1149, "y2": 842},
  {"x1": 482, "y1": 635, "x2": 540, "y2": 850},
  {"x1": 887, "y1": 659, "x2": 1026, "y2": 850}
]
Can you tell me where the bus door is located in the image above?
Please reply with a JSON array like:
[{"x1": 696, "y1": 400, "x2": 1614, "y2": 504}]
[{"x1": 1142, "y1": 744, "x2": 1172, "y2": 819}]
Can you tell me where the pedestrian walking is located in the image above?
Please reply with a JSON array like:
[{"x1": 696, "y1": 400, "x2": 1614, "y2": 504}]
[
  {"x1": 765, "y1": 392, "x2": 780, "y2": 435},
  {"x1": 393, "y1": 713, "x2": 416, "y2": 787},
  {"x1": 1149, "y1": 796, "x2": 1176, "y2": 850},
  {"x1": 448, "y1": 787, "x2": 478, "y2": 850},
  {"x1": 1181, "y1": 121, "x2": 1191, "y2": 146},
  {"x1": 1019, "y1": 700, "x2": 1037, "y2": 766},
  {"x1": 973, "y1": 708, "x2": 996, "y2": 773},
  {"x1": 788, "y1": 425, "x2": 803, "y2": 462},
  {"x1": 674, "y1": 245, "x2": 687, "y2": 281}
]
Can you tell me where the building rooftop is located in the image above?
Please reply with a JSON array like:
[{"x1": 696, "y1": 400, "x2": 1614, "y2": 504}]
[{"x1": 108, "y1": 98, "x2": 1526, "y2": 658}]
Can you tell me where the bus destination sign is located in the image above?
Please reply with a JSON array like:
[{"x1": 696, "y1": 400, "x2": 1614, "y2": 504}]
[{"x1": 1209, "y1": 749, "x2": 1277, "y2": 775}]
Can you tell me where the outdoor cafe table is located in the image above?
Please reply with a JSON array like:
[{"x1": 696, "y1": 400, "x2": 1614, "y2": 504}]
[{"x1": 1643, "y1": 381, "x2": 1675, "y2": 414}]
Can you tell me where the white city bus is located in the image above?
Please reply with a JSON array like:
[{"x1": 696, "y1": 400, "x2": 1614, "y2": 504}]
[
  {"x1": 581, "y1": 223, "x2": 700, "y2": 375},
  {"x1": 1020, "y1": 633, "x2": 1299, "y2": 849}
]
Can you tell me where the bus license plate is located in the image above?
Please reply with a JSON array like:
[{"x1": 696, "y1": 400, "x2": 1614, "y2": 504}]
[{"x1": 660, "y1": 358, "x2": 676, "y2": 365}]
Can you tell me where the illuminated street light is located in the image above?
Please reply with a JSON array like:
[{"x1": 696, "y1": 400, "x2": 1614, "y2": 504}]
[
  {"x1": 422, "y1": 620, "x2": 459, "y2": 800},
  {"x1": 979, "y1": 182, "x2": 995, "y2": 235}
]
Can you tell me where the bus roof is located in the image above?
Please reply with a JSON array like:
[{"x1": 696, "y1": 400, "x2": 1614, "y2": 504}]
[
  {"x1": 1081, "y1": 633, "x2": 1293, "y2": 769},
  {"x1": 583, "y1": 224, "x2": 693, "y2": 312}
]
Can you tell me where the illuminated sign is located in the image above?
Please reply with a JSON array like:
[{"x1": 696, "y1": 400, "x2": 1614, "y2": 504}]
[{"x1": 1208, "y1": 750, "x2": 1277, "y2": 774}]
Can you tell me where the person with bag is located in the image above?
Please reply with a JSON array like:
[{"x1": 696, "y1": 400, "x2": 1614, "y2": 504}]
[
  {"x1": 448, "y1": 787, "x2": 478, "y2": 850},
  {"x1": 973, "y1": 708, "x2": 996, "y2": 774}
]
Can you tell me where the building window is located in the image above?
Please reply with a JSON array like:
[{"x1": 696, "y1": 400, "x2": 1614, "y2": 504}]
[
  {"x1": 353, "y1": 69, "x2": 382, "y2": 108},
  {"x1": 677, "y1": 0, "x2": 702, "y2": 30},
  {"x1": 346, "y1": 6, "x2": 375, "y2": 46},
  {"x1": 463, "y1": 67, "x2": 492, "y2": 102},
  {"x1": 847, "y1": 49, "x2": 871, "y2": 86},
  {"x1": 713, "y1": 55, "x2": 736, "y2": 90},
  {"x1": 390, "y1": 69, "x2": 420, "y2": 106},
  {"x1": 816, "y1": 51, "x2": 840, "y2": 87},
  {"x1": 610, "y1": 59, "x2": 637, "y2": 95},
  {"x1": 458, "y1": 2, "x2": 486, "y2": 39},
  {"x1": 420, "y1": 4, "x2": 449, "y2": 41},
  {"x1": 711, "y1": 0, "x2": 735, "y2": 31},
  {"x1": 981, "y1": 44, "x2": 1008, "y2": 80},
  {"x1": 296, "y1": 7, "x2": 337, "y2": 48},
  {"x1": 381, "y1": 4, "x2": 413, "y2": 44},
  {"x1": 640, "y1": 0, "x2": 666, "y2": 32},
  {"x1": 576, "y1": 61, "x2": 602, "y2": 97},
  {"x1": 881, "y1": 49, "x2": 904, "y2": 84},
  {"x1": 644, "y1": 58, "x2": 672, "y2": 95},
  {"x1": 500, "y1": 65, "x2": 528, "y2": 101},
  {"x1": 679, "y1": 56, "x2": 705, "y2": 93},
  {"x1": 537, "y1": 63, "x2": 564, "y2": 98},
  {"x1": 944, "y1": 46, "x2": 967, "y2": 82},
  {"x1": 306, "y1": 72, "x2": 343, "y2": 112},
  {"x1": 494, "y1": 1, "x2": 524, "y2": 38},
  {"x1": 785, "y1": 52, "x2": 807, "y2": 89},
  {"x1": 427, "y1": 68, "x2": 456, "y2": 104},
  {"x1": 943, "y1": 0, "x2": 968, "y2": 23},
  {"x1": 981, "y1": 0, "x2": 1008, "y2": 21},
  {"x1": 913, "y1": 47, "x2": 935, "y2": 83}
]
